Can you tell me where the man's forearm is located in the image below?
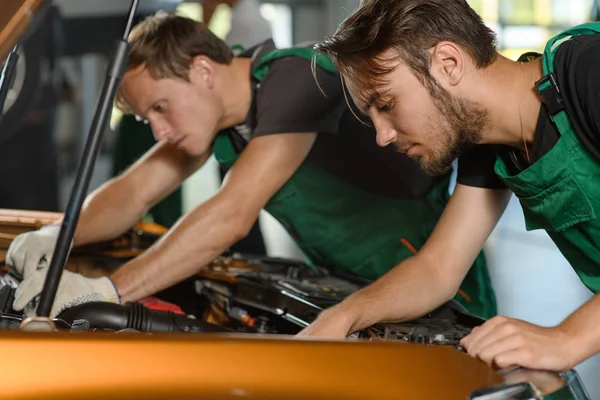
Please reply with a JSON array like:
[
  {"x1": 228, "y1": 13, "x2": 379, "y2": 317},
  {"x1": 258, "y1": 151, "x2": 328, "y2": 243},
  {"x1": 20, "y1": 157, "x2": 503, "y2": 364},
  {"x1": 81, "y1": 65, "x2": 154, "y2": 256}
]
[
  {"x1": 73, "y1": 177, "x2": 149, "y2": 246},
  {"x1": 300, "y1": 185, "x2": 510, "y2": 338},
  {"x1": 333, "y1": 254, "x2": 457, "y2": 334},
  {"x1": 110, "y1": 192, "x2": 251, "y2": 302},
  {"x1": 559, "y1": 293, "x2": 600, "y2": 368}
]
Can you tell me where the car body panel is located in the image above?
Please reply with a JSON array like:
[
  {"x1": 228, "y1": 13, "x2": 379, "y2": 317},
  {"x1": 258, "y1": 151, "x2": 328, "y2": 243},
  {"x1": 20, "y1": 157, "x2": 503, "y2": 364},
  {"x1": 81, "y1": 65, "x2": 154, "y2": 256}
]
[{"x1": 1, "y1": 331, "x2": 503, "y2": 400}]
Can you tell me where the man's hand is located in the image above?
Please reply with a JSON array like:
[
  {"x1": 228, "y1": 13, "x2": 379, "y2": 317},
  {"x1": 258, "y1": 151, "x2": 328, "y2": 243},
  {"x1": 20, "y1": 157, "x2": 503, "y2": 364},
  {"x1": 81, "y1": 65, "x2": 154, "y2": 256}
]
[
  {"x1": 296, "y1": 307, "x2": 353, "y2": 339},
  {"x1": 460, "y1": 316, "x2": 575, "y2": 372},
  {"x1": 13, "y1": 269, "x2": 120, "y2": 318},
  {"x1": 5, "y1": 224, "x2": 63, "y2": 279}
]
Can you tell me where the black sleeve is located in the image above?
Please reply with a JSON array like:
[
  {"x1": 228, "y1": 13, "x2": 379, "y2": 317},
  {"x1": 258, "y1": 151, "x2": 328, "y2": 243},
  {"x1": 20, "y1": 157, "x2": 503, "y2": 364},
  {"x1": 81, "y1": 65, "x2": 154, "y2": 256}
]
[
  {"x1": 252, "y1": 57, "x2": 345, "y2": 137},
  {"x1": 456, "y1": 145, "x2": 507, "y2": 189},
  {"x1": 585, "y1": 46, "x2": 600, "y2": 138},
  {"x1": 563, "y1": 34, "x2": 600, "y2": 157}
]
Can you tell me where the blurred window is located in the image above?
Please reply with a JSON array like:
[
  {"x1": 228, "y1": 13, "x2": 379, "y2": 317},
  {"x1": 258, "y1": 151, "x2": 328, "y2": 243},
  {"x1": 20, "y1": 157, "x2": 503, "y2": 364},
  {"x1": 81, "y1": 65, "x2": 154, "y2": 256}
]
[
  {"x1": 176, "y1": 2, "x2": 292, "y2": 48},
  {"x1": 468, "y1": 0, "x2": 596, "y2": 59}
]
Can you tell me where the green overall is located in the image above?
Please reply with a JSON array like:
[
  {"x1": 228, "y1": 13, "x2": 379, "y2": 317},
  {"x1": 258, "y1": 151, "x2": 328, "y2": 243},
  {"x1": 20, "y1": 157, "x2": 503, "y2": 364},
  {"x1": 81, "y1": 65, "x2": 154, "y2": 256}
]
[
  {"x1": 495, "y1": 23, "x2": 600, "y2": 293},
  {"x1": 214, "y1": 47, "x2": 497, "y2": 318}
]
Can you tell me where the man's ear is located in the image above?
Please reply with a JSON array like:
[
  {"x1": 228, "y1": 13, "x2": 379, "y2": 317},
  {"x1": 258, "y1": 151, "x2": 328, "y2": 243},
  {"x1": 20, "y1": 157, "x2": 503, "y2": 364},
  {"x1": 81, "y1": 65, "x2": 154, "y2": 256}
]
[
  {"x1": 190, "y1": 55, "x2": 215, "y2": 88},
  {"x1": 430, "y1": 41, "x2": 464, "y2": 87}
]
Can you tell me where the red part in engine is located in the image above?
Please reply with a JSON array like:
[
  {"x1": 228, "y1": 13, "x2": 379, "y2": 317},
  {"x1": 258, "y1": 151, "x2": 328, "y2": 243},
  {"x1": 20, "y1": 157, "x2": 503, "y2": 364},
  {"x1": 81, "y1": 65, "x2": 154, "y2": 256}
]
[{"x1": 138, "y1": 296, "x2": 185, "y2": 315}]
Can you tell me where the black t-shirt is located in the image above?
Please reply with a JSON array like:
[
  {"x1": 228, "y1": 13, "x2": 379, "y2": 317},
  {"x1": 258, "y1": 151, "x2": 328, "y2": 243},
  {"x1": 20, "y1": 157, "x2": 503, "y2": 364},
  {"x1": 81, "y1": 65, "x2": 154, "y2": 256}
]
[
  {"x1": 226, "y1": 40, "x2": 448, "y2": 199},
  {"x1": 552, "y1": 33, "x2": 600, "y2": 159},
  {"x1": 456, "y1": 145, "x2": 506, "y2": 189},
  {"x1": 496, "y1": 33, "x2": 600, "y2": 173}
]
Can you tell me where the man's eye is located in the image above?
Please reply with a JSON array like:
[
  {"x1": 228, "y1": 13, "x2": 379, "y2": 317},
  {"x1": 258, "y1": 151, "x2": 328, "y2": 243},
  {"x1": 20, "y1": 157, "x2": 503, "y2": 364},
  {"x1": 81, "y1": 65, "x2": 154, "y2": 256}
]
[
  {"x1": 154, "y1": 104, "x2": 165, "y2": 112},
  {"x1": 378, "y1": 102, "x2": 392, "y2": 112}
]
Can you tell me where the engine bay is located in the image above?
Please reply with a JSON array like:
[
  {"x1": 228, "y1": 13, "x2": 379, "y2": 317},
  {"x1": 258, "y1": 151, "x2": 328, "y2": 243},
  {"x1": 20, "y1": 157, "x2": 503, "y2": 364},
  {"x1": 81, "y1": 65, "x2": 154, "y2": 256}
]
[
  {"x1": 0, "y1": 252, "x2": 481, "y2": 345},
  {"x1": 0, "y1": 217, "x2": 591, "y2": 399},
  {"x1": 0, "y1": 250, "x2": 593, "y2": 399}
]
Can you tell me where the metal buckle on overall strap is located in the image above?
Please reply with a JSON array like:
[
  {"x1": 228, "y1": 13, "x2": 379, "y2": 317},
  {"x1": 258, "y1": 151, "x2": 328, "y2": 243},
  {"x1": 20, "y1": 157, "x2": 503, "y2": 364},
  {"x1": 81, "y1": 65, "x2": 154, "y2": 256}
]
[{"x1": 535, "y1": 72, "x2": 564, "y2": 117}]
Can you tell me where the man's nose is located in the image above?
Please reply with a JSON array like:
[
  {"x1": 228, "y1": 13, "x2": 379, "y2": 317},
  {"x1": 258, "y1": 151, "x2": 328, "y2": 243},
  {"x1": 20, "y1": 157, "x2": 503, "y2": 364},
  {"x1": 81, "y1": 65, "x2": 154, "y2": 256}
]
[
  {"x1": 150, "y1": 119, "x2": 170, "y2": 141},
  {"x1": 372, "y1": 115, "x2": 398, "y2": 147}
]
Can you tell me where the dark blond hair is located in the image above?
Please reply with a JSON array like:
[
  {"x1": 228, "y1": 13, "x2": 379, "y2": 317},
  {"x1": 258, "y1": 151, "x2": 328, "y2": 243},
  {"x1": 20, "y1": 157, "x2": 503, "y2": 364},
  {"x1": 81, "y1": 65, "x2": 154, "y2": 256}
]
[
  {"x1": 314, "y1": 0, "x2": 497, "y2": 103},
  {"x1": 115, "y1": 12, "x2": 233, "y2": 113}
]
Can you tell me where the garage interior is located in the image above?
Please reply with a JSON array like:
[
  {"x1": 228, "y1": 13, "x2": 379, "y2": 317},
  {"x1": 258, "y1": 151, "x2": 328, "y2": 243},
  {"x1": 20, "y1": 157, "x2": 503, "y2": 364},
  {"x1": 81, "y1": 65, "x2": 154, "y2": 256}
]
[{"x1": 1, "y1": 0, "x2": 600, "y2": 398}]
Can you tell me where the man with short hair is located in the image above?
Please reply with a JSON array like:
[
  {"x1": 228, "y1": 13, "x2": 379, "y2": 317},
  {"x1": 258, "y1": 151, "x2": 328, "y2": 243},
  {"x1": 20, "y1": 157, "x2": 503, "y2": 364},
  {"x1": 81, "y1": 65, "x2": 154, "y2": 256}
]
[
  {"x1": 298, "y1": 0, "x2": 600, "y2": 373},
  {"x1": 7, "y1": 13, "x2": 496, "y2": 324}
]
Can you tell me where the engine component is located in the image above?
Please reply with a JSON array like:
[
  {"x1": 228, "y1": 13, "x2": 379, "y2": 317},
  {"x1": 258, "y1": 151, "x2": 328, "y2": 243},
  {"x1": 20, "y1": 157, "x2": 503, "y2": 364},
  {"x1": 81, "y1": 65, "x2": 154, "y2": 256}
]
[
  {"x1": 192, "y1": 254, "x2": 487, "y2": 347},
  {"x1": 0, "y1": 279, "x2": 18, "y2": 329},
  {"x1": 0, "y1": 271, "x2": 230, "y2": 334},
  {"x1": 361, "y1": 301, "x2": 486, "y2": 348},
  {"x1": 194, "y1": 254, "x2": 365, "y2": 334},
  {"x1": 57, "y1": 301, "x2": 233, "y2": 333}
]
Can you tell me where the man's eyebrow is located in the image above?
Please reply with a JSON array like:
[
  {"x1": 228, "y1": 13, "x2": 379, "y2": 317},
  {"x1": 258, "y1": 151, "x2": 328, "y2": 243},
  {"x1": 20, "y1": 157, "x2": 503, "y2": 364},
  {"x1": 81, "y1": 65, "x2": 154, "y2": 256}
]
[
  {"x1": 120, "y1": 94, "x2": 145, "y2": 119},
  {"x1": 361, "y1": 88, "x2": 389, "y2": 114},
  {"x1": 138, "y1": 100, "x2": 162, "y2": 121},
  {"x1": 141, "y1": 102, "x2": 155, "y2": 119}
]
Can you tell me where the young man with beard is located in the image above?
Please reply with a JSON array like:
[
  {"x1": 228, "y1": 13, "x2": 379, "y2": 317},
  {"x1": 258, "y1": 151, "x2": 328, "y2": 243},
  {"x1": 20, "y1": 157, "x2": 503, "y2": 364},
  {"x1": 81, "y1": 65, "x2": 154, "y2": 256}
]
[
  {"x1": 5, "y1": 13, "x2": 497, "y2": 321},
  {"x1": 298, "y1": 0, "x2": 600, "y2": 374}
]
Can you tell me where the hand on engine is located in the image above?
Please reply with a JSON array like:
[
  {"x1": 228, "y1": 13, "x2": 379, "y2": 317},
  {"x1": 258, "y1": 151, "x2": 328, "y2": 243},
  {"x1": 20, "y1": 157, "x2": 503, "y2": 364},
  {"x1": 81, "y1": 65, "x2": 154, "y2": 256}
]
[
  {"x1": 460, "y1": 316, "x2": 575, "y2": 372},
  {"x1": 13, "y1": 269, "x2": 120, "y2": 318},
  {"x1": 295, "y1": 307, "x2": 354, "y2": 339},
  {"x1": 5, "y1": 224, "x2": 65, "y2": 279}
]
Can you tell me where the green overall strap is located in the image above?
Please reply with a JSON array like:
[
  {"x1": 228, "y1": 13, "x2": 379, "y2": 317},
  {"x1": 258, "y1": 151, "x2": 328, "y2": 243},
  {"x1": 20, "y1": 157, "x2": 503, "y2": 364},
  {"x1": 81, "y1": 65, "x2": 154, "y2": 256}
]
[
  {"x1": 252, "y1": 47, "x2": 337, "y2": 81},
  {"x1": 493, "y1": 22, "x2": 600, "y2": 297},
  {"x1": 214, "y1": 46, "x2": 336, "y2": 163},
  {"x1": 537, "y1": 22, "x2": 600, "y2": 137}
]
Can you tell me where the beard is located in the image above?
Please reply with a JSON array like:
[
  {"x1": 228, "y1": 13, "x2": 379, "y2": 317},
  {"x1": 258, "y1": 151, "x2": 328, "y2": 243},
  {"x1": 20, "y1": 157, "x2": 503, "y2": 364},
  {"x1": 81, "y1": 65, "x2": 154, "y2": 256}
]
[{"x1": 413, "y1": 81, "x2": 489, "y2": 176}]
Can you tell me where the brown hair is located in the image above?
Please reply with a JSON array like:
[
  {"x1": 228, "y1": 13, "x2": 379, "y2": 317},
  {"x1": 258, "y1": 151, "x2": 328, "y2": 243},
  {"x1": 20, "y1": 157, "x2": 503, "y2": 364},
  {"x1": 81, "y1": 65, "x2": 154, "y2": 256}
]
[
  {"x1": 115, "y1": 12, "x2": 233, "y2": 113},
  {"x1": 314, "y1": 0, "x2": 497, "y2": 103}
]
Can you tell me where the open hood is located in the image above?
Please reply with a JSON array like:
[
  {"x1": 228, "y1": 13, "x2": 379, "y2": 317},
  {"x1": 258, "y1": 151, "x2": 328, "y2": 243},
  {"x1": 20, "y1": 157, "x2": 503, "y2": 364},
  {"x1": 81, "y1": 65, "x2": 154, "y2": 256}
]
[{"x1": 0, "y1": 0, "x2": 45, "y2": 61}]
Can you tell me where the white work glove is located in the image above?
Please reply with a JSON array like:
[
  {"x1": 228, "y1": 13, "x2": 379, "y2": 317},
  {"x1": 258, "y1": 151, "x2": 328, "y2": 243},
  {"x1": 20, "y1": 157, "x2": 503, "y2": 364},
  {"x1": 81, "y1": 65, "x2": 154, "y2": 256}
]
[
  {"x1": 5, "y1": 224, "x2": 63, "y2": 279},
  {"x1": 13, "y1": 269, "x2": 120, "y2": 318}
]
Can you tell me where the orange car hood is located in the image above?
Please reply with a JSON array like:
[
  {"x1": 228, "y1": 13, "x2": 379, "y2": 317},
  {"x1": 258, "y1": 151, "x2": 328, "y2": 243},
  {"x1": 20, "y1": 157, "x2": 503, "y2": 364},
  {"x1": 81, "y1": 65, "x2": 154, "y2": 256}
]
[{"x1": 1, "y1": 331, "x2": 502, "y2": 400}]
